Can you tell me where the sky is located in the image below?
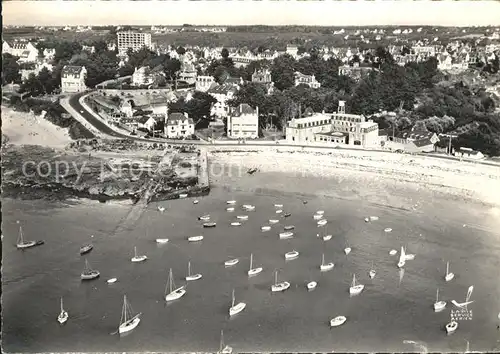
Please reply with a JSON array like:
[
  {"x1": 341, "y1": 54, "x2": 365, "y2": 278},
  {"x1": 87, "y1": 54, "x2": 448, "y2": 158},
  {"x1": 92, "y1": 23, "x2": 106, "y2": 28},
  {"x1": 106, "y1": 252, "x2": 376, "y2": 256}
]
[{"x1": 3, "y1": 0, "x2": 500, "y2": 27}]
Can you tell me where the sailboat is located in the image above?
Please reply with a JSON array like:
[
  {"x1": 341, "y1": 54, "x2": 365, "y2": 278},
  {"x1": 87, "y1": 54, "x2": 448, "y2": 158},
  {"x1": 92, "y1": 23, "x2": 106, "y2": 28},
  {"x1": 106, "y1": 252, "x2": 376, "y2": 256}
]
[
  {"x1": 16, "y1": 226, "x2": 36, "y2": 249},
  {"x1": 247, "y1": 253, "x2": 263, "y2": 276},
  {"x1": 451, "y1": 285, "x2": 474, "y2": 308},
  {"x1": 369, "y1": 262, "x2": 376, "y2": 279},
  {"x1": 271, "y1": 270, "x2": 290, "y2": 292},
  {"x1": 218, "y1": 330, "x2": 233, "y2": 354},
  {"x1": 445, "y1": 261, "x2": 455, "y2": 282},
  {"x1": 165, "y1": 268, "x2": 186, "y2": 302},
  {"x1": 344, "y1": 242, "x2": 352, "y2": 255},
  {"x1": 185, "y1": 261, "x2": 203, "y2": 281},
  {"x1": 118, "y1": 295, "x2": 141, "y2": 334},
  {"x1": 229, "y1": 289, "x2": 246, "y2": 316},
  {"x1": 320, "y1": 253, "x2": 334, "y2": 271},
  {"x1": 81, "y1": 259, "x2": 100, "y2": 280},
  {"x1": 57, "y1": 297, "x2": 69, "y2": 324},
  {"x1": 433, "y1": 288, "x2": 447, "y2": 311},
  {"x1": 397, "y1": 246, "x2": 406, "y2": 268},
  {"x1": 131, "y1": 246, "x2": 147, "y2": 262},
  {"x1": 349, "y1": 274, "x2": 364, "y2": 295},
  {"x1": 321, "y1": 225, "x2": 332, "y2": 241},
  {"x1": 464, "y1": 340, "x2": 470, "y2": 353}
]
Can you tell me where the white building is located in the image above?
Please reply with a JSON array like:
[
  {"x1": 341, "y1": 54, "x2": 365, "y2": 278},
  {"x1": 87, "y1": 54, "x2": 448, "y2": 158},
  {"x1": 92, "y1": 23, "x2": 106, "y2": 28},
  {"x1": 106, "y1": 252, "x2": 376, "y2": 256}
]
[
  {"x1": 208, "y1": 84, "x2": 238, "y2": 118},
  {"x1": 286, "y1": 45, "x2": 299, "y2": 57},
  {"x1": 2, "y1": 40, "x2": 38, "y2": 63},
  {"x1": 61, "y1": 65, "x2": 87, "y2": 93},
  {"x1": 454, "y1": 147, "x2": 484, "y2": 160},
  {"x1": 131, "y1": 66, "x2": 154, "y2": 86},
  {"x1": 227, "y1": 104, "x2": 259, "y2": 139},
  {"x1": 165, "y1": 112, "x2": 195, "y2": 138},
  {"x1": 117, "y1": 31, "x2": 152, "y2": 55},
  {"x1": 294, "y1": 71, "x2": 321, "y2": 88},
  {"x1": 285, "y1": 111, "x2": 332, "y2": 143},
  {"x1": 195, "y1": 75, "x2": 215, "y2": 92}
]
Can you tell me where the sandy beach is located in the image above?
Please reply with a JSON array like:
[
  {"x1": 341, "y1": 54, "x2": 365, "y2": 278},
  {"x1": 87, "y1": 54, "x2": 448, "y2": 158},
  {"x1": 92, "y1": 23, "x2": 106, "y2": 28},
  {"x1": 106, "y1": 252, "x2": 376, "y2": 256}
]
[
  {"x1": 1, "y1": 106, "x2": 72, "y2": 148},
  {"x1": 207, "y1": 147, "x2": 500, "y2": 208}
]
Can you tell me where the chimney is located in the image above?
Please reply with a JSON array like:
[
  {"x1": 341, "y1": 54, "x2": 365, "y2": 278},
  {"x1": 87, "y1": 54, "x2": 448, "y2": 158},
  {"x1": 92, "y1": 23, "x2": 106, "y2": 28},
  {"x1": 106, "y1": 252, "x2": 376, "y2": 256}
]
[{"x1": 256, "y1": 106, "x2": 259, "y2": 117}]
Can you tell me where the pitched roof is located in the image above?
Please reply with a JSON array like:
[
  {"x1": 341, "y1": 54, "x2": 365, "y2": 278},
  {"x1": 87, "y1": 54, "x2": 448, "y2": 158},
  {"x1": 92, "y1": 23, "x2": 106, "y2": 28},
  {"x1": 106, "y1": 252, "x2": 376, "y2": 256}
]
[
  {"x1": 396, "y1": 130, "x2": 435, "y2": 141},
  {"x1": 207, "y1": 83, "x2": 237, "y2": 95},
  {"x1": 412, "y1": 138, "x2": 433, "y2": 147},
  {"x1": 232, "y1": 103, "x2": 257, "y2": 116},
  {"x1": 167, "y1": 112, "x2": 194, "y2": 125},
  {"x1": 62, "y1": 65, "x2": 85, "y2": 77}
]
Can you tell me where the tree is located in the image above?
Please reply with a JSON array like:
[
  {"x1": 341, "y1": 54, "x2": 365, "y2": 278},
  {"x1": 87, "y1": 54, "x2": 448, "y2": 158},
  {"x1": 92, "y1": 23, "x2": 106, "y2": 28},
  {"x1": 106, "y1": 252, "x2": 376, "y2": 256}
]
[
  {"x1": 271, "y1": 54, "x2": 296, "y2": 90},
  {"x1": 177, "y1": 46, "x2": 186, "y2": 55},
  {"x1": 19, "y1": 73, "x2": 44, "y2": 96},
  {"x1": 221, "y1": 48, "x2": 229, "y2": 59},
  {"x1": 2, "y1": 53, "x2": 22, "y2": 85},
  {"x1": 229, "y1": 82, "x2": 268, "y2": 111}
]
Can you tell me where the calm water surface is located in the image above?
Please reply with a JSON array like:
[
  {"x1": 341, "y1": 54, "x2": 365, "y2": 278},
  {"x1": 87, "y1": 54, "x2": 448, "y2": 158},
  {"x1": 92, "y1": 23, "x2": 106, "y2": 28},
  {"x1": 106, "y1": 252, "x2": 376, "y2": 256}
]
[{"x1": 2, "y1": 186, "x2": 500, "y2": 352}]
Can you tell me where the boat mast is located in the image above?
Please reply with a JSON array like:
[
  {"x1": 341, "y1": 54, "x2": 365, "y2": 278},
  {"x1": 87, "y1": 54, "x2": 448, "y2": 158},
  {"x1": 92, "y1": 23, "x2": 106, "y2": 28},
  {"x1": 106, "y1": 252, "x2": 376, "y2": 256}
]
[
  {"x1": 352, "y1": 274, "x2": 356, "y2": 287},
  {"x1": 321, "y1": 254, "x2": 325, "y2": 266},
  {"x1": 220, "y1": 330, "x2": 224, "y2": 351},
  {"x1": 275, "y1": 270, "x2": 278, "y2": 285},
  {"x1": 169, "y1": 269, "x2": 173, "y2": 293},
  {"x1": 188, "y1": 261, "x2": 191, "y2": 277},
  {"x1": 249, "y1": 254, "x2": 253, "y2": 270},
  {"x1": 436, "y1": 289, "x2": 439, "y2": 302},
  {"x1": 231, "y1": 289, "x2": 235, "y2": 307},
  {"x1": 134, "y1": 247, "x2": 137, "y2": 258},
  {"x1": 18, "y1": 226, "x2": 24, "y2": 243},
  {"x1": 121, "y1": 295, "x2": 128, "y2": 325},
  {"x1": 446, "y1": 262, "x2": 449, "y2": 276},
  {"x1": 60, "y1": 297, "x2": 64, "y2": 312}
]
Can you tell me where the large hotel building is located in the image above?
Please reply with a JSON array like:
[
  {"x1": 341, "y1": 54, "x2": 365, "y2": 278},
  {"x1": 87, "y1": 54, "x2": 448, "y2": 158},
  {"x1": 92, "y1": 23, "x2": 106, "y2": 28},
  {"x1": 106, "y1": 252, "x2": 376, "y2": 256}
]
[{"x1": 117, "y1": 31, "x2": 152, "y2": 55}]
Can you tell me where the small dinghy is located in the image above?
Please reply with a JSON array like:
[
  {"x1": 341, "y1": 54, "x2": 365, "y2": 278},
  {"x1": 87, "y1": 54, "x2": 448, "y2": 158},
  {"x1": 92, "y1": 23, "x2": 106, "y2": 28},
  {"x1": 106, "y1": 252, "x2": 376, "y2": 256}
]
[
  {"x1": 179, "y1": 193, "x2": 188, "y2": 199},
  {"x1": 156, "y1": 238, "x2": 169, "y2": 244},
  {"x1": 317, "y1": 219, "x2": 328, "y2": 226},
  {"x1": 237, "y1": 215, "x2": 248, "y2": 220},
  {"x1": 247, "y1": 254, "x2": 263, "y2": 276},
  {"x1": 131, "y1": 247, "x2": 147, "y2": 263},
  {"x1": 369, "y1": 216, "x2": 379, "y2": 221},
  {"x1": 229, "y1": 289, "x2": 246, "y2": 316},
  {"x1": 275, "y1": 210, "x2": 283, "y2": 214},
  {"x1": 57, "y1": 297, "x2": 69, "y2": 324},
  {"x1": 226, "y1": 200, "x2": 236, "y2": 205},
  {"x1": 285, "y1": 250, "x2": 299, "y2": 260},
  {"x1": 284, "y1": 225, "x2": 295, "y2": 231},
  {"x1": 364, "y1": 217, "x2": 370, "y2": 222},
  {"x1": 389, "y1": 249, "x2": 398, "y2": 256},
  {"x1": 307, "y1": 281, "x2": 317, "y2": 290},
  {"x1": 231, "y1": 222, "x2": 241, "y2": 226},
  {"x1": 242, "y1": 205, "x2": 255, "y2": 211},
  {"x1": 199, "y1": 215, "x2": 211, "y2": 221},
  {"x1": 283, "y1": 213, "x2": 291, "y2": 218},
  {"x1": 313, "y1": 214, "x2": 323, "y2": 220},
  {"x1": 158, "y1": 206, "x2": 165, "y2": 212},
  {"x1": 445, "y1": 261, "x2": 454, "y2": 282},
  {"x1": 349, "y1": 274, "x2": 364, "y2": 295},
  {"x1": 445, "y1": 320, "x2": 458, "y2": 334},
  {"x1": 320, "y1": 254, "x2": 334, "y2": 271},
  {"x1": 185, "y1": 261, "x2": 202, "y2": 281},
  {"x1": 107, "y1": 278, "x2": 118, "y2": 284},
  {"x1": 203, "y1": 222, "x2": 217, "y2": 228},
  {"x1": 269, "y1": 219, "x2": 279, "y2": 224},
  {"x1": 193, "y1": 200, "x2": 199, "y2": 204},
  {"x1": 434, "y1": 288, "x2": 446, "y2": 311},
  {"x1": 274, "y1": 204, "x2": 283, "y2": 208},
  {"x1": 188, "y1": 235, "x2": 204, "y2": 242},
  {"x1": 323, "y1": 234, "x2": 332, "y2": 241},
  {"x1": 279, "y1": 231, "x2": 294, "y2": 240},
  {"x1": 225, "y1": 258, "x2": 239, "y2": 267},
  {"x1": 384, "y1": 228, "x2": 392, "y2": 233},
  {"x1": 330, "y1": 316, "x2": 347, "y2": 327},
  {"x1": 261, "y1": 226, "x2": 271, "y2": 231},
  {"x1": 80, "y1": 243, "x2": 93, "y2": 255},
  {"x1": 271, "y1": 270, "x2": 290, "y2": 292},
  {"x1": 344, "y1": 246, "x2": 352, "y2": 255},
  {"x1": 316, "y1": 210, "x2": 325, "y2": 215},
  {"x1": 226, "y1": 207, "x2": 235, "y2": 212}
]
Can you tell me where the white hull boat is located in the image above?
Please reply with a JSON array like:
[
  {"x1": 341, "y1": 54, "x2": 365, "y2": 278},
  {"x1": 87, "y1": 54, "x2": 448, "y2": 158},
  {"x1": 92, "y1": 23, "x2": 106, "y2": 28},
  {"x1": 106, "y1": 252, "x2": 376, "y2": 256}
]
[
  {"x1": 320, "y1": 254, "x2": 334, "y2": 271},
  {"x1": 224, "y1": 258, "x2": 239, "y2": 267},
  {"x1": 118, "y1": 295, "x2": 141, "y2": 334},
  {"x1": 397, "y1": 246, "x2": 406, "y2": 268},
  {"x1": 188, "y1": 236, "x2": 204, "y2": 242},
  {"x1": 316, "y1": 210, "x2": 325, "y2": 215},
  {"x1": 226, "y1": 207, "x2": 235, "y2": 212},
  {"x1": 389, "y1": 249, "x2": 398, "y2": 256},
  {"x1": 313, "y1": 214, "x2": 323, "y2": 220},
  {"x1": 203, "y1": 222, "x2": 217, "y2": 228},
  {"x1": 165, "y1": 269, "x2": 186, "y2": 302},
  {"x1": 179, "y1": 193, "x2": 188, "y2": 198},
  {"x1": 445, "y1": 261, "x2": 455, "y2": 282},
  {"x1": 284, "y1": 225, "x2": 295, "y2": 231},
  {"x1": 247, "y1": 254, "x2": 263, "y2": 276},
  {"x1": 158, "y1": 206, "x2": 165, "y2": 212},
  {"x1": 445, "y1": 320, "x2": 458, "y2": 334},
  {"x1": 384, "y1": 228, "x2": 392, "y2": 233},
  {"x1": 231, "y1": 222, "x2": 241, "y2": 226},
  {"x1": 242, "y1": 205, "x2": 255, "y2": 211},
  {"x1": 237, "y1": 215, "x2": 248, "y2": 220},
  {"x1": 186, "y1": 261, "x2": 202, "y2": 281},
  {"x1": 279, "y1": 232, "x2": 294, "y2": 239},
  {"x1": 81, "y1": 259, "x2": 100, "y2": 280},
  {"x1": 344, "y1": 247, "x2": 351, "y2": 255},
  {"x1": 285, "y1": 251, "x2": 299, "y2": 260},
  {"x1": 226, "y1": 200, "x2": 236, "y2": 205},
  {"x1": 193, "y1": 200, "x2": 199, "y2": 204},
  {"x1": 434, "y1": 288, "x2": 447, "y2": 311},
  {"x1": 199, "y1": 215, "x2": 211, "y2": 221},
  {"x1": 330, "y1": 316, "x2": 347, "y2": 327},
  {"x1": 307, "y1": 281, "x2": 317, "y2": 290},
  {"x1": 269, "y1": 219, "x2": 279, "y2": 224},
  {"x1": 156, "y1": 238, "x2": 169, "y2": 244},
  {"x1": 276, "y1": 210, "x2": 283, "y2": 214},
  {"x1": 274, "y1": 204, "x2": 283, "y2": 208},
  {"x1": 271, "y1": 270, "x2": 290, "y2": 292},
  {"x1": 261, "y1": 226, "x2": 271, "y2": 231},
  {"x1": 16, "y1": 226, "x2": 36, "y2": 249},
  {"x1": 229, "y1": 289, "x2": 246, "y2": 316},
  {"x1": 369, "y1": 269, "x2": 376, "y2": 279},
  {"x1": 107, "y1": 278, "x2": 118, "y2": 284},
  {"x1": 131, "y1": 247, "x2": 147, "y2": 263},
  {"x1": 369, "y1": 216, "x2": 379, "y2": 221},
  {"x1": 317, "y1": 219, "x2": 328, "y2": 226},
  {"x1": 57, "y1": 297, "x2": 68, "y2": 324},
  {"x1": 349, "y1": 274, "x2": 364, "y2": 295},
  {"x1": 323, "y1": 235, "x2": 332, "y2": 241}
]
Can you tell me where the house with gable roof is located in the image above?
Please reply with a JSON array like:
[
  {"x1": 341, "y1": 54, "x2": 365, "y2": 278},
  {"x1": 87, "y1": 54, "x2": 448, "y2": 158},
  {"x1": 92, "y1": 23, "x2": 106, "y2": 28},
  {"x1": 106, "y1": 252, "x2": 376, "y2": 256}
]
[
  {"x1": 227, "y1": 103, "x2": 259, "y2": 139},
  {"x1": 61, "y1": 65, "x2": 87, "y2": 93},
  {"x1": 165, "y1": 112, "x2": 195, "y2": 138},
  {"x1": 3, "y1": 40, "x2": 38, "y2": 63},
  {"x1": 208, "y1": 83, "x2": 239, "y2": 118}
]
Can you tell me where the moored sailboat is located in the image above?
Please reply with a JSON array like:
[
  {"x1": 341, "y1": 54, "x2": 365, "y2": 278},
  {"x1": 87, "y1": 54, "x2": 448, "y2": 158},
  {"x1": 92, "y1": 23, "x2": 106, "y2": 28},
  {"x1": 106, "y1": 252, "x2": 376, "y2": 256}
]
[
  {"x1": 81, "y1": 259, "x2": 100, "y2": 280},
  {"x1": 271, "y1": 270, "x2": 290, "y2": 292},
  {"x1": 131, "y1": 246, "x2": 147, "y2": 262},
  {"x1": 165, "y1": 268, "x2": 186, "y2": 302},
  {"x1": 185, "y1": 261, "x2": 202, "y2": 281},
  {"x1": 247, "y1": 253, "x2": 263, "y2": 276},
  {"x1": 397, "y1": 246, "x2": 406, "y2": 268},
  {"x1": 445, "y1": 261, "x2": 455, "y2": 282},
  {"x1": 320, "y1": 253, "x2": 334, "y2": 271},
  {"x1": 349, "y1": 274, "x2": 364, "y2": 295},
  {"x1": 16, "y1": 225, "x2": 36, "y2": 249},
  {"x1": 118, "y1": 295, "x2": 141, "y2": 334},
  {"x1": 218, "y1": 330, "x2": 233, "y2": 354},
  {"x1": 229, "y1": 289, "x2": 246, "y2": 316},
  {"x1": 369, "y1": 262, "x2": 376, "y2": 279},
  {"x1": 57, "y1": 297, "x2": 69, "y2": 324},
  {"x1": 433, "y1": 288, "x2": 446, "y2": 311}
]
